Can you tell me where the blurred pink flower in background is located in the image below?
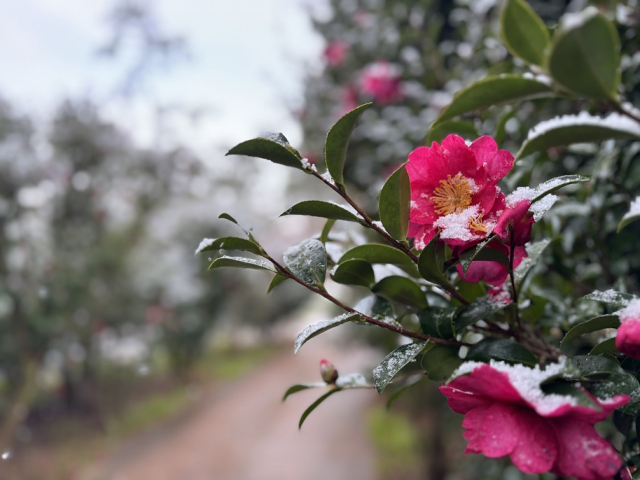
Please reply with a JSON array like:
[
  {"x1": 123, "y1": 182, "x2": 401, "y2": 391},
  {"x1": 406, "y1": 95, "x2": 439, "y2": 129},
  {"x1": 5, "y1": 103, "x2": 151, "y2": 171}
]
[
  {"x1": 323, "y1": 41, "x2": 349, "y2": 66},
  {"x1": 359, "y1": 61, "x2": 403, "y2": 104},
  {"x1": 616, "y1": 299, "x2": 640, "y2": 358},
  {"x1": 441, "y1": 361, "x2": 628, "y2": 479}
]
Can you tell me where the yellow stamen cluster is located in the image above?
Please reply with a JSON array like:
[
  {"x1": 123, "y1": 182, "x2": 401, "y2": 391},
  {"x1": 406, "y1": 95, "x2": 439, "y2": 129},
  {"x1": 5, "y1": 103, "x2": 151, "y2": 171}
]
[
  {"x1": 431, "y1": 173, "x2": 472, "y2": 215},
  {"x1": 468, "y1": 214, "x2": 488, "y2": 233}
]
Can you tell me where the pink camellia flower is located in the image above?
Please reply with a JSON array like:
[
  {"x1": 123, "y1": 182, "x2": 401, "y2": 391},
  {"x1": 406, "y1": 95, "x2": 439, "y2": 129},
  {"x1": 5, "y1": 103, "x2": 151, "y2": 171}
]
[
  {"x1": 616, "y1": 299, "x2": 640, "y2": 358},
  {"x1": 440, "y1": 360, "x2": 628, "y2": 479},
  {"x1": 359, "y1": 61, "x2": 403, "y2": 104},
  {"x1": 406, "y1": 134, "x2": 514, "y2": 250},
  {"x1": 324, "y1": 41, "x2": 348, "y2": 67},
  {"x1": 456, "y1": 243, "x2": 526, "y2": 286}
]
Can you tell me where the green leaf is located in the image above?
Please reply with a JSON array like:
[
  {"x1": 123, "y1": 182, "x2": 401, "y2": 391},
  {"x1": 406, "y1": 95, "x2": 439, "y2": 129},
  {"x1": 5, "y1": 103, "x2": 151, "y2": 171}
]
[
  {"x1": 379, "y1": 165, "x2": 410, "y2": 242},
  {"x1": 417, "y1": 234, "x2": 446, "y2": 284},
  {"x1": 420, "y1": 345, "x2": 462, "y2": 382},
  {"x1": 283, "y1": 383, "x2": 326, "y2": 401},
  {"x1": 530, "y1": 175, "x2": 590, "y2": 203},
  {"x1": 319, "y1": 219, "x2": 336, "y2": 244},
  {"x1": 283, "y1": 239, "x2": 327, "y2": 287},
  {"x1": 514, "y1": 239, "x2": 552, "y2": 288},
  {"x1": 372, "y1": 276, "x2": 428, "y2": 310},
  {"x1": 267, "y1": 274, "x2": 288, "y2": 293},
  {"x1": 589, "y1": 373, "x2": 639, "y2": 399},
  {"x1": 281, "y1": 200, "x2": 361, "y2": 223},
  {"x1": 208, "y1": 256, "x2": 276, "y2": 272},
  {"x1": 195, "y1": 237, "x2": 264, "y2": 256},
  {"x1": 572, "y1": 355, "x2": 624, "y2": 376},
  {"x1": 517, "y1": 114, "x2": 640, "y2": 159},
  {"x1": 373, "y1": 342, "x2": 426, "y2": 394},
  {"x1": 330, "y1": 259, "x2": 375, "y2": 288},
  {"x1": 335, "y1": 373, "x2": 371, "y2": 388},
  {"x1": 458, "y1": 236, "x2": 509, "y2": 275},
  {"x1": 354, "y1": 295, "x2": 395, "y2": 321},
  {"x1": 219, "y1": 212, "x2": 240, "y2": 225},
  {"x1": 500, "y1": 0, "x2": 550, "y2": 66},
  {"x1": 294, "y1": 313, "x2": 361, "y2": 354},
  {"x1": 433, "y1": 75, "x2": 553, "y2": 126},
  {"x1": 618, "y1": 200, "x2": 640, "y2": 233},
  {"x1": 495, "y1": 109, "x2": 517, "y2": 146},
  {"x1": 324, "y1": 103, "x2": 372, "y2": 189},
  {"x1": 299, "y1": 388, "x2": 342, "y2": 429},
  {"x1": 466, "y1": 339, "x2": 537, "y2": 366},
  {"x1": 419, "y1": 307, "x2": 456, "y2": 339},
  {"x1": 560, "y1": 315, "x2": 620, "y2": 346},
  {"x1": 548, "y1": 8, "x2": 620, "y2": 100},
  {"x1": 426, "y1": 120, "x2": 479, "y2": 144},
  {"x1": 589, "y1": 338, "x2": 619, "y2": 355},
  {"x1": 227, "y1": 134, "x2": 304, "y2": 170},
  {"x1": 619, "y1": 388, "x2": 640, "y2": 416},
  {"x1": 582, "y1": 290, "x2": 635, "y2": 308},
  {"x1": 340, "y1": 244, "x2": 419, "y2": 277},
  {"x1": 455, "y1": 297, "x2": 508, "y2": 332}
]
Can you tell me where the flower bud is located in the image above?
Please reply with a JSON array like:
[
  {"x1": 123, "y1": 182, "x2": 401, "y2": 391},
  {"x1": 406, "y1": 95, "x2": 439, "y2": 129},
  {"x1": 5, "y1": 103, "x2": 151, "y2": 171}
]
[
  {"x1": 616, "y1": 299, "x2": 640, "y2": 358},
  {"x1": 320, "y1": 358, "x2": 338, "y2": 384}
]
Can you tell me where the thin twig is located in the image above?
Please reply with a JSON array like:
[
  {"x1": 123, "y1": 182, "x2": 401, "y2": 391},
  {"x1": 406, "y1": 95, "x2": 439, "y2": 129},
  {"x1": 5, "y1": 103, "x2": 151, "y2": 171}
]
[{"x1": 266, "y1": 253, "x2": 469, "y2": 347}]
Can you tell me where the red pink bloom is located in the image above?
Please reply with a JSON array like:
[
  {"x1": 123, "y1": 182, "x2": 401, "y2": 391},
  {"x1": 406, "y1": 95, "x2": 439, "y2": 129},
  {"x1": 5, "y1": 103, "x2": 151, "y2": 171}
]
[
  {"x1": 440, "y1": 360, "x2": 628, "y2": 479},
  {"x1": 324, "y1": 41, "x2": 348, "y2": 67},
  {"x1": 616, "y1": 299, "x2": 640, "y2": 358},
  {"x1": 359, "y1": 61, "x2": 403, "y2": 104}
]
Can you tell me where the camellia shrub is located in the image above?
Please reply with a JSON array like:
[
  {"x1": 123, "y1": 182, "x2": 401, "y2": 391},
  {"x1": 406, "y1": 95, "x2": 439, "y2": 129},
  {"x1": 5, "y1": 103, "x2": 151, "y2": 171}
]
[{"x1": 199, "y1": 1, "x2": 640, "y2": 478}]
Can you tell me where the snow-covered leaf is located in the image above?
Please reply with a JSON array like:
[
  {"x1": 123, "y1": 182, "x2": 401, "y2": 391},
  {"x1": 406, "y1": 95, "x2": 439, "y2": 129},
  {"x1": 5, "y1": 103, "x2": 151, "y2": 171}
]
[
  {"x1": 373, "y1": 342, "x2": 426, "y2": 394},
  {"x1": 208, "y1": 256, "x2": 275, "y2": 273},
  {"x1": 618, "y1": 197, "x2": 640, "y2": 232},
  {"x1": 517, "y1": 113, "x2": 640, "y2": 159},
  {"x1": 293, "y1": 313, "x2": 361, "y2": 354},
  {"x1": 419, "y1": 306, "x2": 456, "y2": 339},
  {"x1": 582, "y1": 289, "x2": 635, "y2": 308},
  {"x1": 195, "y1": 236, "x2": 263, "y2": 256},
  {"x1": 514, "y1": 239, "x2": 552, "y2": 288},
  {"x1": 454, "y1": 297, "x2": 509, "y2": 332},
  {"x1": 283, "y1": 239, "x2": 327, "y2": 287}
]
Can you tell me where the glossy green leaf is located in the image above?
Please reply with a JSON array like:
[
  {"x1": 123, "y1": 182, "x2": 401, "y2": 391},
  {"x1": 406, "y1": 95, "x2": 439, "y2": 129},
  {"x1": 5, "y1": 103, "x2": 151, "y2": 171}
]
[
  {"x1": 514, "y1": 239, "x2": 552, "y2": 288},
  {"x1": 373, "y1": 342, "x2": 426, "y2": 393},
  {"x1": 227, "y1": 134, "x2": 304, "y2": 170},
  {"x1": 417, "y1": 234, "x2": 446, "y2": 284},
  {"x1": 283, "y1": 239, "x2": 327, "y2": 287},
  {"x1": 572, "y1": 355, "x2": 624, "y2": 376},
  {"x1": 560, "y1": 315, "x2": 620, "y2": 346},
  {"x1": 330, "y1": 259, "x2": 375, "y2": 288},
  {"x1": 618, "y1": 200, "x2": 640, "y2": 233},
  {"x1": 548, "y1": 8, "x2": 620, "y2": 100},
  {"x1": 458, "y1": 236, "x2": 509, "y2": 275},
  {"x1": 340, "y1": 244, "x2": 419, "y2": 277},
  {"x1": 589, "y1": 338, "x2": 619, "y2": 355},
  {"x1": 281, "y1": 200, "x2": 361, "y2": 223},
  {"x1": 372, "y1": 276, "x2": 428, "y2": 310},
  {"x1": 582, "y1": 290, "x2": 634, "y2": 308},
  {"x1": 299, "y1": 388, "x2": 341, "y2": 429},
  {"x1": 426, "y1": 120, "x2": 479, "y2": 144},
  {"x1": 466, "y1": 339, "x2": 537, "y2": 366},
  {"x1": 267, "y1": 274, "x2": 288, "y2": 293},
  {"x1": 517, "y1": 114, "x2": 640, "y2": 159},
  {"x1": 455, "y1": 297, "x2": 508, "y2": 332},
  {"x1": 420, "y1": 345, "x2": 462, "y2": 382},
  {"x1": 283, "y1": 383, "x2": 326, "y2": 401},
  {"x1": 354, "y1": 295, "x2": 395, "y2": 321},
  {"x1": 419, "y1": 307, "x2": 456, "y2": 339},
  {"x1": 208, "y1": 256, "x2": 276, "y2": 273},
  {"x1": 619, "y1": 388, "x2": 640, "y2": 416},
  {"x1": 324, "y1": 103, "x2": 372, "y2": 189},
  {"x1": 195, "y1": 236, "x2": 263, "y2": 256},
  {"x1": 500, "y1": 0, "x2": 550, "y2": 66},
  {"x1": 589, "y1": 372, "x2": 639, "y2": 399},
  {"x1": 495, "y1": 109, "x2": 517, "y2": 146},
  {"x1": 379, "y1": 164, "x2": 410, "y2": 241},
  {"x1": 433, "y1": 75, "x2": 553, "y2": 126},
  {"x1": 294, "y1": 313, "x2": 361, "y2": 354},
  {"x1": 319, "y1": 219, "x2": 336, "y2": 244}
]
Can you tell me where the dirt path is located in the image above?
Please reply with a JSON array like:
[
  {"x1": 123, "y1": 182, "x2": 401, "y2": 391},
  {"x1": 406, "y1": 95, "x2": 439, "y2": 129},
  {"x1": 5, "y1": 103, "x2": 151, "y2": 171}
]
[{"x1": 80, "y1": 338, "x2": 380, "y2": 480}]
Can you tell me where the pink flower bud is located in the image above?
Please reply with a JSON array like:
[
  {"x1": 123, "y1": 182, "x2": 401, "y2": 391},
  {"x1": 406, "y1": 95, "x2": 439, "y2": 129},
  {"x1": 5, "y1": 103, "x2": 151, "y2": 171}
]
[{"x1": 320, "y1": 358, "x2": 338, "y2": 384}]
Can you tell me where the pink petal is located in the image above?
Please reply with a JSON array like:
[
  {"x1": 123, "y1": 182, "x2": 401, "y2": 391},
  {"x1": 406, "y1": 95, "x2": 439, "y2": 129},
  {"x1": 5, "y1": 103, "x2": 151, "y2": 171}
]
[
  {"x1": 617, "y1": 321, "x2": 640, "y2": 359},
  {"x1": 471, "y1": 184, "x2": 498, "y2": 216},
  {"x1": 479, "y1": 403, "x2": 521, "y2": 457},
  {"x1": 509, "y1": 408, "x2": 557, "y2": 474},
  {"x1": 438, "y1": 135, "x2": 480, "y2": 180},
  {"x1": 551, "y1": 417, "x2": 622, "y2": 480},
  {"x1": 470, "y1": 136, "x2": 514, "y2": 182},
  {"x1": 457, "y1": 259, "x2": 508, "y2": 286},
  {"x1": 494, "y1": 200, "x2": 534, "y2": 245},
  {"x1": 439, "y1": 385, "x2": 491, "y2": 414},
  {"x1": 461, "y1": 406, "x2": 488, "y2": 453}
]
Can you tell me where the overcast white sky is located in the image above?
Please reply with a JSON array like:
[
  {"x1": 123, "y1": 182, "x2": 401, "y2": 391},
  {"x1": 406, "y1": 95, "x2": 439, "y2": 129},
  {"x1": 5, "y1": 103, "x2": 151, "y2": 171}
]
[{"x1": 0, "y1": 0, "x2": 325, "y2": 153}]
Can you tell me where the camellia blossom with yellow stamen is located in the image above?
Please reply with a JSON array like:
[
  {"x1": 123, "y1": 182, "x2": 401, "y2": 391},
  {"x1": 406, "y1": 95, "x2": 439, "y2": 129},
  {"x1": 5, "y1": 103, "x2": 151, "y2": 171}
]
[{"x1": 406, "y1": 134, "x2": 514, "y2": 250}]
